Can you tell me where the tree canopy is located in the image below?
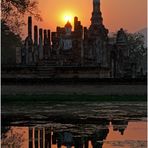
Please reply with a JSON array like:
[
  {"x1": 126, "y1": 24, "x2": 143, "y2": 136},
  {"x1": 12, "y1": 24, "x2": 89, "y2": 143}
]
[
  {"x1": 1, "y1": 21, "x2": 22, "y2": 66},
  {"x1": 112, "y1": 30, "x2": 146, "y2": 62},
  {"x1": 1, "y1": 0, "x2": 42, "y2": 35},
  {"x1": 1, "y1": 0, "x2": 42, "y2": 66},
  {"x1": 127, "y1": 33, "x2": 146, "y2": 63}
]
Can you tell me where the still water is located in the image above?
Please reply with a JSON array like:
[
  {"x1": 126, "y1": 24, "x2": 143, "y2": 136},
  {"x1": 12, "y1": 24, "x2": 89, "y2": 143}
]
[{"x1": 1, "y1": 101, "x2": 147, "y2": 148}]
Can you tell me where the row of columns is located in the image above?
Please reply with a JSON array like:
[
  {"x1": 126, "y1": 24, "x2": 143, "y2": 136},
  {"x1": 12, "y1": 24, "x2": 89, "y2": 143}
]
[{"x1": 24, "y1": 17, "x2": 51, "y2": 65}]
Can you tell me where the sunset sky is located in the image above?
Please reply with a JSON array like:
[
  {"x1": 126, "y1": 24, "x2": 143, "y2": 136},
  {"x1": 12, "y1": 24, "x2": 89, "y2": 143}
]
[{"x1": 24, "y1": 0, "x2": 147, "y2": 37}]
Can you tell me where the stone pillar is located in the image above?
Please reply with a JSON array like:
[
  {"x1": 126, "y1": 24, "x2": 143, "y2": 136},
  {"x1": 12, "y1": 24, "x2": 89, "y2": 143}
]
[
  {"x1": 33, "y1": 128, "x2": 35, "y2": 148},
  {"x1": 45, "y1": 128, "x2": 51, "y2": 148},
  {"x1": 52, "y1": 132, "x2": 57, "y2": 144},
  {"x1": 47, "y1": 29, "x2": 51, "y2": 56},
  {"x1": 84, "y1": 140, "x2": 88, "y2": 148},
  {"x1": 47, "y1": 30, "x2": 51, "y2": 47},
  {"x1": 44, "y1": 29, "x2": 49, "y2": 60},
  {"x1": 84, "y1": 27, "x2": 88, "y2": 40},
  {"x1": 28, "y1": 16, "x2": 32, "y2": 38},
  {"x1": 25, "y1": 38, "x2": 33, "y2": 64},
  {"x1": 43, "y1": 128, "x2": 45, "y2": 148},
  {"x1": 29, "y1": 127, "x2": 33, "y2": 148},
  {"x1": 35, "y1": 128, "x2": 39, "y2": 148},
  {"x1": 51, "y1": 32, "x2": 57, "y2": 51},
  {"x1": 39, "y1": 28, "x2": 43, "y2": 60},
  {"x1": 40, "y1": 128, "x2": 43, "y2": 148},
  {"x1": 38, "y1": 128, "x2": 40, "y2": 148},
  {"x1": 34, "y1": 25, "x2": 39, "y2": 63},
  {"x1": 25, "y1": 16, "x2": 33, "y2": 64},
  {"x1": 44, "y1": 30, "x2": 47, "y2": 46},
  {"x1": 34, "y1": 26, "x2": 38, "y2": 45},
  {"x1": 74, "y1": 16, "x2": 78, "y2": 31}
]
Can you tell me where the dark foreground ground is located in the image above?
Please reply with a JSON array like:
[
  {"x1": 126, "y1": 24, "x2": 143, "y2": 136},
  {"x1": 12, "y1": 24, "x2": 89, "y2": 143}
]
[
  {"x1": 1, "y1": 94, "x2": 147, "y2": 103},
  {"x1": 2, "y1": 83, "x2": 147, "y2": 96}
]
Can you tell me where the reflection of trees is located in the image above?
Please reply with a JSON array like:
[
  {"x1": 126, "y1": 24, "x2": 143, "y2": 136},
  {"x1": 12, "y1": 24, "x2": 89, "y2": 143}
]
[
  {"x1": 1, "y1": 126, "x2": 10, "y2": 139},
  {"x1": 2, "y1": 128, "x2": 24, "y2": 148},
  {"x1": 1, "y1": 0, "x2": 42, "y2": 35}
]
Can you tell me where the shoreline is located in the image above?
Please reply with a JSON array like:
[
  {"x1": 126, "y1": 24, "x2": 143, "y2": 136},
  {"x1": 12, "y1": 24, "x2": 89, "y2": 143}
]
[
  {"x1": 2, "y1": 94, "x2": 147, "y2": 102},
  {"x1": 2, "y1": 84, "x2": 147, "y2": 96}
]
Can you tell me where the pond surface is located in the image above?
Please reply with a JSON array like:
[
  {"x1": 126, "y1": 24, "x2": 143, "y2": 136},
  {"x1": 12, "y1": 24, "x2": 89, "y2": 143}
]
[{"x1": 1, "y1": 101, "x2": 147, "y2": 148}]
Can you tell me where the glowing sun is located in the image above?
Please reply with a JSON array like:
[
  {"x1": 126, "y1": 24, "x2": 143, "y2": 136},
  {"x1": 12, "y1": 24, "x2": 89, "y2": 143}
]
[
  {"x1": 61, "y1": 11, "x2": 75, "y2": 24},
  {"x1": 64, "y1": 15, "x2": 72, "y2": 23}
]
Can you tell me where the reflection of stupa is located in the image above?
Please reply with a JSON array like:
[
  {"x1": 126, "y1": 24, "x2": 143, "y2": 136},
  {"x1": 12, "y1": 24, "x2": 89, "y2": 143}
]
[
  {"x1": 111, "y1": 119, "x2": 128, "y2": 135},
  {"x1": 16, "y1": 0, "x2": 134, "y2": 78}
]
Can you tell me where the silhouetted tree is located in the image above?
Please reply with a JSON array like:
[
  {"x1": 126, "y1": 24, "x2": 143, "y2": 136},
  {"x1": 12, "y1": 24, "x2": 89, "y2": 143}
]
[
  {"x1": 112, "y1": 31, "x2": 146, "y2": 62},
  {"x1": 2, "y1": 21, "x2": 22, "y2": 66},
  {"x1": 127, "y1": 33, "x2": 146, "y2": 62},
  {"x1": 1, "y1": 0, "x2": 42, "y2": 35},
  {"x1": 1, "y1": 0, "x2": 42, "y2": 66},
  {"x1": 2, "y1": 128, "x2": 24, "y2": 148}
]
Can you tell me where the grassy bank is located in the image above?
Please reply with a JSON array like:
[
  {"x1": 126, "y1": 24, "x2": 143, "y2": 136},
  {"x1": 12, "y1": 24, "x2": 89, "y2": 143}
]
[{"x1": 1, "y1": 94, "x2": 147, "y2": 103}]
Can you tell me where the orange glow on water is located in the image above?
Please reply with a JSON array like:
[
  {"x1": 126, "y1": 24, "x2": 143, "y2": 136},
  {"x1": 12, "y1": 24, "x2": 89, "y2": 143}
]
[
  {"x1": 2, "y1": 121, "x2": 147, "y2": 148},
  {"x1": 103, "y1": 121, "x2": 147, "y2": 148}
]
